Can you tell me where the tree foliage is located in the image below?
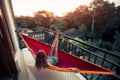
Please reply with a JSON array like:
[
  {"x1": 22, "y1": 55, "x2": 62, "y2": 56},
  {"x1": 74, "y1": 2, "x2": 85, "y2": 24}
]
[{"x1": 33, "y1": 10, "x2": 55, "y2": 28}]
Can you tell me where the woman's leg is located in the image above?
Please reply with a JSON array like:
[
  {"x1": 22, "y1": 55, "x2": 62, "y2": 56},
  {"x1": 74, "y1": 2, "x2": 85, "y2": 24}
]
[
  {"x1": 52, "y1": 35, "x2": 59, "y2": 58},
  {"x1": 49, "y1": 31, "x2": 59, "y2": 56}
]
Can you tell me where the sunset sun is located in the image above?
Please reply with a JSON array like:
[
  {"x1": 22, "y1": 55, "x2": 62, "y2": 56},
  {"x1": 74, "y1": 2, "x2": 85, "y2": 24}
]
[{"x1": 11, "y1": 0, "x2": 92, "y2": 17}]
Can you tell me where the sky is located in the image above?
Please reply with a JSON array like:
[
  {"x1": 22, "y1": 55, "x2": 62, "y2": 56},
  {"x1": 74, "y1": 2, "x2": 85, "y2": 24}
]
[{"x1": 11, "y1": 0, "x2": 120, "y2": 17}]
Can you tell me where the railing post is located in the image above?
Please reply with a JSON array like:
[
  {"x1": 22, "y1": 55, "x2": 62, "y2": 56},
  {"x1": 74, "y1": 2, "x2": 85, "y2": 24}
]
[{"x1": 101, "y1": 53, "x2": 107, "y2": 66}]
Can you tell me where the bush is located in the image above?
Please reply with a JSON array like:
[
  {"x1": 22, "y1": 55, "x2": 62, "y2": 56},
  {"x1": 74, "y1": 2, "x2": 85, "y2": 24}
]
[{"x1": 101, "y1": 41, "x2": 112, "y2": 50}]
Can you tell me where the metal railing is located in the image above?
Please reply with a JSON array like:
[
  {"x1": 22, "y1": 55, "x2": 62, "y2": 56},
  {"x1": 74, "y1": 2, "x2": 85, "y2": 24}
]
[{"x1": 18, "y1": 28, "x2": 120, "y2": 80}]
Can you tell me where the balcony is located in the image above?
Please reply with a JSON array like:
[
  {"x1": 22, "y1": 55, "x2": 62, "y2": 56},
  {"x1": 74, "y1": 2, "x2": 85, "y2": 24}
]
[{"x1": 18, "y1": 27, "x2": 120, "y2": 80}]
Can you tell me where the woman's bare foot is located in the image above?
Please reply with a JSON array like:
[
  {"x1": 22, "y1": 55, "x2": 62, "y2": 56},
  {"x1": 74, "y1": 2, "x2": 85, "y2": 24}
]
[{"x1": 55, "y1": 30, "x2": 59, "y2": 37}]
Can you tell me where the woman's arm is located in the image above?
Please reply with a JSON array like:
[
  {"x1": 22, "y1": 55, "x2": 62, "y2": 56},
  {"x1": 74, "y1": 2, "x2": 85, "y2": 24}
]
[
  {"x1": 67, "y1": 67, "x2": 79, "y2": 73},
  {"x1": 47, "y1": 62, "x2": 79, "y2": 73}
]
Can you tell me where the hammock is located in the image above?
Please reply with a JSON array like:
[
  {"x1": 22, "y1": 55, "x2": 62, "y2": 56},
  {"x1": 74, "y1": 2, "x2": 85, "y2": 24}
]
[{"x1": 20, "y1": 33, "x2": 114, "y2": 75}]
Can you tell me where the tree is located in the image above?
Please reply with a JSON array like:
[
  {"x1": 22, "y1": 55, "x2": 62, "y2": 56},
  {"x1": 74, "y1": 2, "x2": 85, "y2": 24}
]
[
  {"x1": 73, "y1": 5, "x2": 92, "y2": 30},
  {"x1": 33, "y1": 10, "x2": 55, "y2": 28},
  {"x1": 51, "y1": 16, "x2": 67, "y2": 31},
  {"x1": 90, "y1": 0, "x2": 116, "y2": 37},
  {"x1": 15, "y1": 16, "x2": 28, "y2": 28},
  {"x1": 78, "y1": 24, "x2": 88, "y2": 40},
  {"x1": 63, "y1": 12, "x2": 76, "y2": 29},
  {"x1": 112, "y1": 31, "x2": 120, "y2": 51},
  {"x1": 15, "y1": 16, "x2": 35, "y2": 29}
]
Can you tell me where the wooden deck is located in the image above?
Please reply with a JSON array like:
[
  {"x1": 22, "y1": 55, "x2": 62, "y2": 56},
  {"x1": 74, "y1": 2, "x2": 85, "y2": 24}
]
[{"x1": 21, "y1": 48, "x2": 86, "y2": 80}]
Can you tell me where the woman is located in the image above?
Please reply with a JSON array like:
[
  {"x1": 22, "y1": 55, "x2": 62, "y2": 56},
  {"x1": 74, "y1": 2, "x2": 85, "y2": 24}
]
[{"x1": 35, "y1": 31, "x2": 79, "y2": 72}]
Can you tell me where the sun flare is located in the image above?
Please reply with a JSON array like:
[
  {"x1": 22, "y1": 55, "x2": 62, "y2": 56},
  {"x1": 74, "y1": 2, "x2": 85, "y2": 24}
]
[{"x1": 11, "y1": 0, "x2": 93, "y2": 17}]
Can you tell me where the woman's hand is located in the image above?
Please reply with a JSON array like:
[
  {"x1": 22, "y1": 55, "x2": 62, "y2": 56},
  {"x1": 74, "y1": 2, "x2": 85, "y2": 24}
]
[{"x1": 69, "y1": 67, "x2": 79, "y2": 73}]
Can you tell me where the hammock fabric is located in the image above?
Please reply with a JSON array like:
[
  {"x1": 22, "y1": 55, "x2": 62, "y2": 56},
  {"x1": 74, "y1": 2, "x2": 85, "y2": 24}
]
[{"x1": 20, "y1": 33, "x2": 114, "y2": 75}]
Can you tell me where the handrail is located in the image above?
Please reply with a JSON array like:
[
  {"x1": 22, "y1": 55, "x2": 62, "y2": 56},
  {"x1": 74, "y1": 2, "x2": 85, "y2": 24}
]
[{"x1": 42, "y1": 27, "x2": 120, "y2": 58}]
